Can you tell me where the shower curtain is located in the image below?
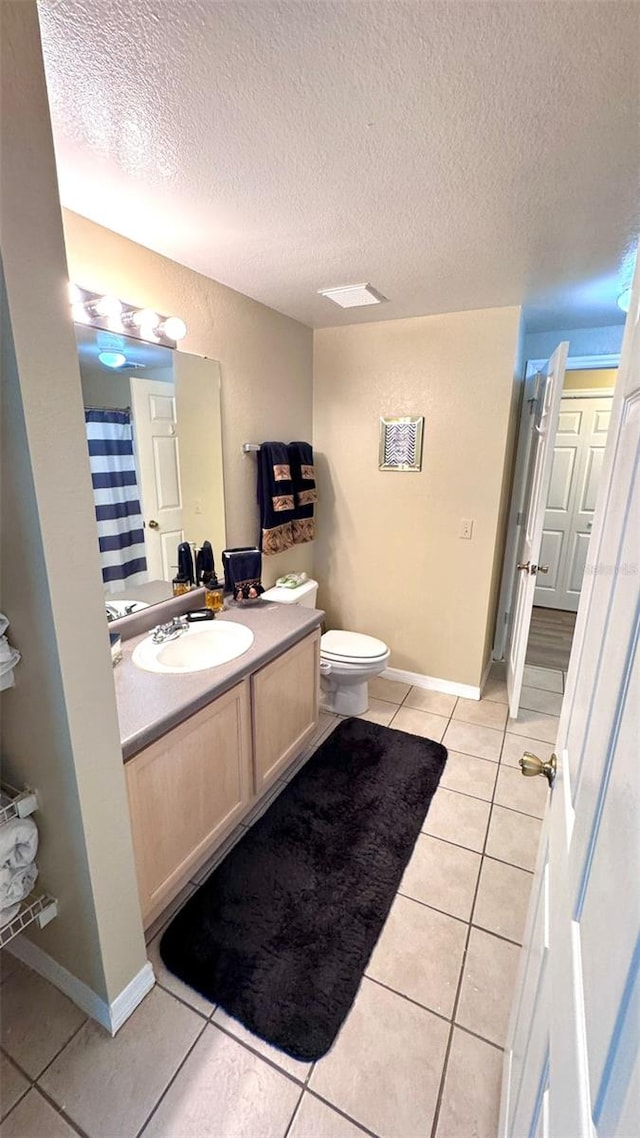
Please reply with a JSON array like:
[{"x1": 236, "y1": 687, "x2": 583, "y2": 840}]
[{"x1": 84, "y1": 409, "x2": 148, "y2": 591}]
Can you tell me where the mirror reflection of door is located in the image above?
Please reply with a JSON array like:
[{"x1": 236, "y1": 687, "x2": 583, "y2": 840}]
[
  {"x1": 527, "y1": 369, "x2": 616, "y2": 674},
  {"x1": 129, "y1": 375, "x2": 184, "y2": 581}
]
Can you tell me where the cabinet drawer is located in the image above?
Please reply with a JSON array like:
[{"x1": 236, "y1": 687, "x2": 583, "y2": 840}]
[
  {"x1": 125, "y1": 679, "x2": 252, "y2": 925},
  {"x1": 251, "y1": 630, "x2": 320, "y2": 792}
]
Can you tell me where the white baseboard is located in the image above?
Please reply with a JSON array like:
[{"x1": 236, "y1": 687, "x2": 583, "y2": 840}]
[
  {"x1": 382, "y1": 666, "x2": 482, "y2": 701},
  {"x1": 7, "y1": 936, "x2": 155, "y2": 1035}
]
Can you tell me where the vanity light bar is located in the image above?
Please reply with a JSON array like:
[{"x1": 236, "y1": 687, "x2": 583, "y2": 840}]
[{"x1": 68, "y1": 284, "x2": 187, "y2": 347}]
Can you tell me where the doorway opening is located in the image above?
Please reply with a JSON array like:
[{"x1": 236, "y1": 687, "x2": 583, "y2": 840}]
[{"x1": 494, "y1": 356, "x2": 619, "y2": 712}]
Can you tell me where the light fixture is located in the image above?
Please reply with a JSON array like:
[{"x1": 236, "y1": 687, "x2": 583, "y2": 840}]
[
  {"x1": 93, "y1": 294, "x2": 123, "y2": 319},
  {"x1": 318, "y1": 283, "x2": 388, "y2": 308},
  {"x1": 125, "y1": 308, "x2": 159, "y2": 331},
  {"x1": 158, "y1": 316, "x2": 187, "y2": 341},
  {"x1": 617, "y1": 287, "x2": 632, "y2": 313},
  {"x1": 67, "y1": 284, "x2": 188, "y2": 348},
  {"x1": 98, "y1": 351, "x2": 127, "y2": 369}
]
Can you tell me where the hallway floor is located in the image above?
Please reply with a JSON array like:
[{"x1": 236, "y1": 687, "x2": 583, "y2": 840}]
[{"x1": 0, "y1": 664, "x2": 561, "y2": 1138}]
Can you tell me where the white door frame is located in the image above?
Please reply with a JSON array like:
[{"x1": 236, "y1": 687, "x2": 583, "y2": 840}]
[{"x1": 492, "y1": 354, "x2": 620, "y2": 661}]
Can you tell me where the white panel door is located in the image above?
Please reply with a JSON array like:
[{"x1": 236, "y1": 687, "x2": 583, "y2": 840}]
[
  {"x1": 130, "y1": 376, "x2": 184, "y2": 581},
  {"x1": 534, "y1": 395, "x2": 613, "y2": 612},
  {"x1": 501, "y1": 265, "x2": 640, "y2": 1137},
  {"x1": 507, "y1": 343, "x2": 568, "y2": 718}
]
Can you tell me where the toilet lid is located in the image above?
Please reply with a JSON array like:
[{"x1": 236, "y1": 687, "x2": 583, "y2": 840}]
[{"x1": 321, "y1": 629, "x2": 389, "y2": 662}]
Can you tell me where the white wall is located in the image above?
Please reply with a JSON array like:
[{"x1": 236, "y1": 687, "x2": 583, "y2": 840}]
[{"x1": 523, "y1": 324, "x2": 623, "y2": 362}]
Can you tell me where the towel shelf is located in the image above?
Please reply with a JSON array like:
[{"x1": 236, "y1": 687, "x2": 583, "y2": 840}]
[
  {"x1": 0, "y1": 893, "x2": 58, "y2": 949},
  {"x1": 0, "y1": 783, "x2": 38, "y2": 825},
  {"x1": 0, "y1": 782, "x2": 57, "y2": 949}
]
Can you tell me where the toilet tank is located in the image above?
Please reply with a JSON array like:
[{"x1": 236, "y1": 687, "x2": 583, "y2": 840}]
[{"x1": 261, "y1": 579, "x2": 318, "y2": 607}]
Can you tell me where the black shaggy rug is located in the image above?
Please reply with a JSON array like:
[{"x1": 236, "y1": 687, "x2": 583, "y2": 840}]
[{"x1": 160, "y1": 716, "x2": 447, "y2": 1061}]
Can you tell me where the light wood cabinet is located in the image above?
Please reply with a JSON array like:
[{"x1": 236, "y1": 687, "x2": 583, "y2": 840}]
[
  {"x1": 252, "y1": 630, "x2": 320, "y2": 791},
  {"x1": 125, "y1": 679, "x2": 252, "y2": 926},
  {"x1": 125, "y1": 630, "x2": 320, "y2": 928}
]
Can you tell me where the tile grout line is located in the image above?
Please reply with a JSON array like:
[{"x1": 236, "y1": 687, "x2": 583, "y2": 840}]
[
  {"x1": 429, "y1": 711, "x2": 507, "y2": 1138},
  {"x1": 303, "y1": 1087, "x2": 382, "y2": 1138},
  {"x1": 205, "y1": 1019, "x2": 311, "y2": 1088},
  {"x1": 132, "y1": 1017, "x2": 210, "y2": 1138},
  {"x1": 281, "y1": 1085, "x2": 306, "y2": 1138},
  {"x1": 31, "y1": 1084, "x2": 90, "y2": 1138}
]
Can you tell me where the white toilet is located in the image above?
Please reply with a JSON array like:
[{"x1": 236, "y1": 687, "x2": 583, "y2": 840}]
[{"x1": 261, "y1": 578, "x2": 391, "y2": 715}]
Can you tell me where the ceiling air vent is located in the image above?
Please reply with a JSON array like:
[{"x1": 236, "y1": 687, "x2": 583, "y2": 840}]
[{"x1": 318, "y1": 283, "x2": 388, "y2": 308}]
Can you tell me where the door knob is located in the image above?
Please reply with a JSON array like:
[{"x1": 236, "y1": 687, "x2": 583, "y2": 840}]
[
  {"x1": 148, "y1": 519, "x2": 160, "y2": 530},
  {"x1": 533, "y1": 564, "x2": 550, "y2": 574},
  {"x1": 516, "y1": 561, "x2": 531, "y2": 572},
  {"x1": 519, "y1": 751, "x2": 557, "y2": 788}
]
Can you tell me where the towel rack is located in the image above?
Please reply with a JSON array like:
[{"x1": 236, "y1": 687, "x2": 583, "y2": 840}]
[
  {"x1": 0, "y1": 783, "x2": 57, "y2": 948},
  {"x1": 242, "y1": 443, "x2": 261, "y2": 453}
]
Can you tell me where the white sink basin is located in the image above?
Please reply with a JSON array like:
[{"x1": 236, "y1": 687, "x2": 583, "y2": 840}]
[{"x1": 132, "y1": 620, "x2": 254, "y2": 674}]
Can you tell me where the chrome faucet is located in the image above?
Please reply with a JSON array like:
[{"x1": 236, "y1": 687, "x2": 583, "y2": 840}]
[{"x1": 151, "y1": 617, "x2": 189, "y2": 644}]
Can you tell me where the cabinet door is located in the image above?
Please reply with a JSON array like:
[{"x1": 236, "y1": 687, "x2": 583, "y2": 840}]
[
  {"x1": 125, "y1": 680, "x2": 251, "y2": 926},
  {"x1": 252, "y1": 630, "x2": 320, "y2": 792}
]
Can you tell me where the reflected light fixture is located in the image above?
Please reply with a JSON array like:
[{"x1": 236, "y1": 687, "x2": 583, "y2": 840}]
[
  {"x1": 98, "y1": 351, "x2": 127, "y2": 369},
  {"x1": 617, "y1": 287, "x2": 632, "y2": 313},
  {"x1": 68, "y1": 285, "x2": 188, "y2": 347}
]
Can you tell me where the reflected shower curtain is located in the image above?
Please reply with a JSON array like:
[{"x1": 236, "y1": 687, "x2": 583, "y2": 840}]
[{"x1": 84, "y1": 409, "x2": 148, "y2": 591}]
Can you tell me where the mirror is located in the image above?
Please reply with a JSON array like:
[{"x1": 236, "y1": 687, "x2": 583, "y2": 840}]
[{"x1": 76, "y1": 325, "x2": 226, "y2": 611}]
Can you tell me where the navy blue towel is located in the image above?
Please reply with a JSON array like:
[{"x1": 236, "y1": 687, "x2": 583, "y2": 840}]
[
  {"x1": 177, "y1": 542, "x2": 195, "y2": 585},
  {"x1": 288, "y1": 442, "x2": 317, "y2": 545},
  {"x1": 222, "y1": 548, "x2": 264, "y2": 601},
  {"x1": 257, "y1": 442, "x2": 296, "y2": 555},
  {"x1": 196, "y1": 541, "x2": 217, "y2": 585}
]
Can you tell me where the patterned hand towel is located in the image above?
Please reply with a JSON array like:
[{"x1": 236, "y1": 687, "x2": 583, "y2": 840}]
[
  {"x1": 257, "y1": 443, "x2": 296, "y2": 555},
  {"x1": 288, "y1": 441, "x2": 317, "y2": 545},
  {"x1": 222, "y1": 548, "x2": 264, "y2": 601}
]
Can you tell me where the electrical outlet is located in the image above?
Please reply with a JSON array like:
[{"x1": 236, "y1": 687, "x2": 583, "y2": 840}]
[
  {"x1": 459, "y1": 518, "x2": 474, "y2": 540},
  {"x1": 194, "y1": 498, "x2": 203, "y2": 515}
]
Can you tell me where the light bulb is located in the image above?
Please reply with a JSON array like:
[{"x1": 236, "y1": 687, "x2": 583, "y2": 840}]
[
  {"x1": 94, "y1": 294, "x2": 123, "y2": 319},
  {"x1": 617, "y1": 287, "x2": 632, "y2": 313},
  {"x1": 98, "y1": 351, "x2": 127, "y2": 369},
  {"x1": 131, "y1": 308, "x2": 159, "y2": 330},
  {"x1": 68, "y1": 282, "x2": 83, "y2": 305},
  {"x1": 71, "y1": 302, "x2": 90, "y2": 324},
  {"x1": 160, "y1": 316, "x2": 187, "y2": 341}
]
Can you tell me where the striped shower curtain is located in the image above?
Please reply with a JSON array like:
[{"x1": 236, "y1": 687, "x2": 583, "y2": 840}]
[{"x1": 84, "y1": 409, "x2": 148, "y2": 591}]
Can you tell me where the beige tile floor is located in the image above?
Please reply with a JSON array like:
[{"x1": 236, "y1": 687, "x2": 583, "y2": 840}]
[{"x1": 0, "y1": 664, "x2": 561, "y2": 1138}]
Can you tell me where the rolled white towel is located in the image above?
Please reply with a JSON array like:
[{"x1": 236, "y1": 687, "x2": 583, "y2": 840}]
[
  {"x1": 0, "y1": 817, "x2": 38, "y2": 869},
  {"x1": 0, "y1": 861, "x2": 38, "y2": 907},
  {"x1": 0, "y1": 902, "x2": 20, "y2": 927}
]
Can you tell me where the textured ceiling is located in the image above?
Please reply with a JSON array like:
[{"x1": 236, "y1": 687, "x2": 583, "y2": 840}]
[{"x1": 38, "y1": 1, "x2": 639, "y2": 330}]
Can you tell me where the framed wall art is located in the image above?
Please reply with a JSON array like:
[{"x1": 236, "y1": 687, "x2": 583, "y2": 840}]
[{"x1": 378, "y1": 415, "x2": 424, "y2": 471}]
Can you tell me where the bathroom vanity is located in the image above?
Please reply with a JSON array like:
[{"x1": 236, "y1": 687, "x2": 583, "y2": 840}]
[{"x1": 112, "y1": 599, "x2": 323, "y2": 927}]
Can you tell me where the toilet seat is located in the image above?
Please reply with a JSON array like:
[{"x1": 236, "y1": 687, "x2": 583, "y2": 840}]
[{"x1": 321, "y1": 629, "x2": 389, "y2": 664}]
